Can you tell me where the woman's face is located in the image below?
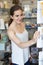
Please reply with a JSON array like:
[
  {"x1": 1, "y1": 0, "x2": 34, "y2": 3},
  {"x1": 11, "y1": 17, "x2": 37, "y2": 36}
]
[{"x1": 11, "y1": 9, "x2": 24, "y2": 24}]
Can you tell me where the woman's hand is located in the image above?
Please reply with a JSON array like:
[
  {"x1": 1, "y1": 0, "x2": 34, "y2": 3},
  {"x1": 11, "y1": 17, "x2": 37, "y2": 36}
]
[{"x1": 33, "y1": 31, "x2": 40, "y2": 43}]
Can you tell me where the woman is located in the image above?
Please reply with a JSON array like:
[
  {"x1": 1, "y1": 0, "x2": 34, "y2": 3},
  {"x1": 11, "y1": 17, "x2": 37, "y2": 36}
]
[{"x1": 7, "y1": 5, "x2": 39, "y2": 65}]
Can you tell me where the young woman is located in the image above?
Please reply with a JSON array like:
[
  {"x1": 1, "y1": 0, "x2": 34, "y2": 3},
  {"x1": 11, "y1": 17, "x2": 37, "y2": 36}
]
[{"x1": 7, "y1": 5, "x2": 40, "y2": 65}]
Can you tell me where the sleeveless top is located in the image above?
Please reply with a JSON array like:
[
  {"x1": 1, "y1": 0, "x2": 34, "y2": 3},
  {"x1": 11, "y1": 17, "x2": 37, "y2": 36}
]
[{"x1": 11, "y1": 29, "x2": 30, "y2": 65}]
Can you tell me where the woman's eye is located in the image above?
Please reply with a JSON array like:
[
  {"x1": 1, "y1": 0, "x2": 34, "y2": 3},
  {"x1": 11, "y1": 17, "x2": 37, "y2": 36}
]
[
  {"x1": 15, "y1": 15, "x2": 19, "y2": 17},
  {"x1": 21, "y1": 14, "x2": 23, "y2": 16}
]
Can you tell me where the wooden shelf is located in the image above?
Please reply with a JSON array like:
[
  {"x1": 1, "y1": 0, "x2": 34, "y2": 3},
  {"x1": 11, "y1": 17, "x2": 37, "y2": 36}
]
[{"x1": 24, "y1": 16, "x2": 37, "y2": 19}]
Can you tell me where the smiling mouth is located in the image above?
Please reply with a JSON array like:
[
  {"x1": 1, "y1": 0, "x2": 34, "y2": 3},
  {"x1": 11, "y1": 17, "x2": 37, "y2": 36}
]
[{"x1": 17, "y1": 20, "x2": 22, "y2": 22}]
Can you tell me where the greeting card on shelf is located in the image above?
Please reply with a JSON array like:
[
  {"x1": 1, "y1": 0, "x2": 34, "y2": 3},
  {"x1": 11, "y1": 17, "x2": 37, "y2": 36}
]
[
  {"x1": 37, "y1": 27, "x2": 43, "y2": 48},
  {"x1": 37, "y1": 1, "x2": 43, "y2": 24},
  {"x1": 0, "y1": 19, "x2": 5, "y2": 29}
]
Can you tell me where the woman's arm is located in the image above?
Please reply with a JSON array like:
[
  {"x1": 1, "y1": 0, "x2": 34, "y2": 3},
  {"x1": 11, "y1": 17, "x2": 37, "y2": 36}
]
[{"x1": 7, "y1": 29, "x2": 40, "y2": 48}]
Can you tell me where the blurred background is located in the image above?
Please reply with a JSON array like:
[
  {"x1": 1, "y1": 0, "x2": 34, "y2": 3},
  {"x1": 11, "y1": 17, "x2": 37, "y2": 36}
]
[{"x1": 0, "y1": 0, "x2": 42, "y2": 65}]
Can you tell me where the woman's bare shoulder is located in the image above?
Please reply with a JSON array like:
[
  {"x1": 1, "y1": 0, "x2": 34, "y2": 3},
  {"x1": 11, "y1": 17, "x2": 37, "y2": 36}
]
[
  {"x1": 8, "y1": 22, "x2": 15, "y2": 34},
  {"x1": 8, "y1": 26, "x2": 16, "y2": 35}
]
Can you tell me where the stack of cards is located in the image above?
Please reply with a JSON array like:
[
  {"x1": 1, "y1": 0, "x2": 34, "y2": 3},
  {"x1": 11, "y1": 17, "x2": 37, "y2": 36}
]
[
  {"x1": 37, "y1": 1, "x2": 43, "y2": 65},
  {"x1": 37, "y1": 1, "x2": 43, "y2": 48}
]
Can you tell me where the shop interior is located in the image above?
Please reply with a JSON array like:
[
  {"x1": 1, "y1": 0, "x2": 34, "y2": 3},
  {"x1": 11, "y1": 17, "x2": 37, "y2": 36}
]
[{"x1": 0, "y1": 0, "x2": 42, "y2": 65}]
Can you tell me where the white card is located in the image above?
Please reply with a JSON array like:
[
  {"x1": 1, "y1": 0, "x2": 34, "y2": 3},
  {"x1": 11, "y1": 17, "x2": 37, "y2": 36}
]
[
  {"x1": 0, "y1": 19, "x2": 5, "y2": 29},
  {"x1": 37, "y1": 1, "x2": 43, "y2": 24},
  {"x1": 37, "y1": 27, "x2": 43, "y2": 48}
]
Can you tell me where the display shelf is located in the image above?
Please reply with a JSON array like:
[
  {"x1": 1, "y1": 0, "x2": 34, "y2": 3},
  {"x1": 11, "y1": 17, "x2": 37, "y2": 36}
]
[
  {"x1": 25, "y1": 24, "x2": 37, "y2": 29},
  {"x1": 0, "y1": 29, "x2": 10, "y2": 51},
  {"x1": 0, "y1": 8, "x2": 10, "y2": 10},
  {"x1": 23, "y1": 17, "x2": 37, "y2": 19},
  {"x1": 24, "y1": 17, "x2": 37, "y2": 19},
  {"x1": 26, "y1": 26, "x2": 37, "y2": 29}
]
